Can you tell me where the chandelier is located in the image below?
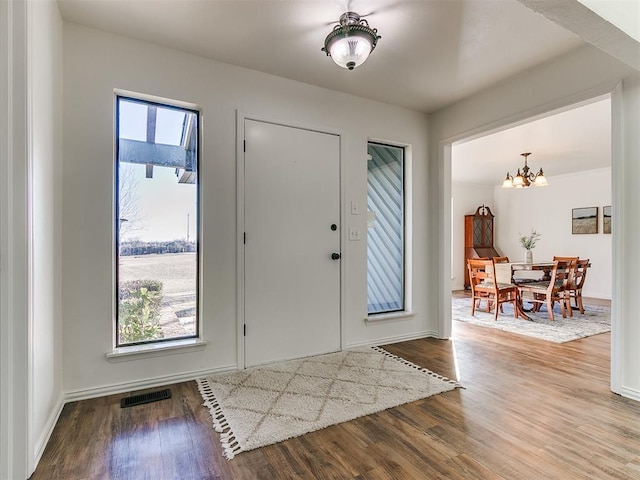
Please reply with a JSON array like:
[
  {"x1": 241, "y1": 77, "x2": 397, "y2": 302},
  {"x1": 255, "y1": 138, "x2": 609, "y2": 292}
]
[
  {"x1": 322, "y1": 12, "x2": 381, "y2": 70},
  {"x1": 502, "y1": 152, "x2": 549, "y2": 188}
]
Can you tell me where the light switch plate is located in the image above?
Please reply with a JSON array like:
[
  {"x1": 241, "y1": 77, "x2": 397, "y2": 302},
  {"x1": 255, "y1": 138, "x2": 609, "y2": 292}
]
[{"x1": 349, "y1": 228, "x2": 361, "y2": 241}]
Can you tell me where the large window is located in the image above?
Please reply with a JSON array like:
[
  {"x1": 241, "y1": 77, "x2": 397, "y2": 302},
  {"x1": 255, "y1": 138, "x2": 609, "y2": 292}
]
[
  {"x1": 115, "y1": 96, "x2": 199, "y2": 346},
  {"x1": 367, "y1": 142, "x2": 405, "y2": 314}
]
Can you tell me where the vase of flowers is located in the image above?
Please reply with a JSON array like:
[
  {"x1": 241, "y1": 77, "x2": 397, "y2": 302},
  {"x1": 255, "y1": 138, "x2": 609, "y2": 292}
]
[
  {"x1": 519, "y1": 229, "x2": 541, "y2": 264},
  {"x1": 525, "y1": 249, "x2": 533, "y2": 264}
]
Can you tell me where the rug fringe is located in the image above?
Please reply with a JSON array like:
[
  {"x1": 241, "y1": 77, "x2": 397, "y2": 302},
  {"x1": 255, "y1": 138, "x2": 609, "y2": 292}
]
[
  {"x1": 196, "y1": 377, "x2": 243, "y2": 460},
  {"x1": 371, "y1": 345, "x2": 464, "y2": 388}
]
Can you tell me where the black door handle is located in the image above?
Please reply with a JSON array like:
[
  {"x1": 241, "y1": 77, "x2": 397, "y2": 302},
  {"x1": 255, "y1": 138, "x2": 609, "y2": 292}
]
[{"x1": 331, "y1": 253, "x2": 341, "y2": 260}]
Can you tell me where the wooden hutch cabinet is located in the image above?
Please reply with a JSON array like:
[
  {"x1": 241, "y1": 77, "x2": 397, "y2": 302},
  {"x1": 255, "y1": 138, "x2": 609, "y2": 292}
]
[{"x1": 464, "y1": 205, "x2": 500, "y2": 288}]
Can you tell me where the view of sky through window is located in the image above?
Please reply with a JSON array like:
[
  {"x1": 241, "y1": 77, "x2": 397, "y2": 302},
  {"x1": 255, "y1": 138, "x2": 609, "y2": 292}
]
[{"x1": 118, "y1": 100, "x2": 196, "y2": 242}]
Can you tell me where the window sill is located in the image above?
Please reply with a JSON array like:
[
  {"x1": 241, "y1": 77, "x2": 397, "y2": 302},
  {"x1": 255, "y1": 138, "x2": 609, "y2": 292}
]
[
  {"x1": 365, "y1": 311, "x2": 415, "y2": 323},
  {"x1": 106, "y1": 338, "x2": 208, "y2": 362}
]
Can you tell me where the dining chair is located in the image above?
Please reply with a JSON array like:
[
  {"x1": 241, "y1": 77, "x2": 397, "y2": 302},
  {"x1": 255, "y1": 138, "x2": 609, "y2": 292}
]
[
  {"x1": 553, "y1": 256, "x2": 579, "y2": 303},
  {"x1": 492, "y1": 256, "x2": 512, "y2": 284},
  {"x1": 467, "y1": 258, "x2": 522, "y2": 321},
  {"x1": 517, "y1": 259, "x2": 575, "y2": 321},
  {"x1": 565, "y1": 259, "x2": 590, "y2": 314},
  {"x1": 493, "y1": 255, "x2": 533, "y2": 285}
]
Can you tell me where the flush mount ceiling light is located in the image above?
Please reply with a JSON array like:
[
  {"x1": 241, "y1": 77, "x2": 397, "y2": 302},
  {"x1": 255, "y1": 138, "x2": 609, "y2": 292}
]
[
  {"x1": 502, "y1": 152, "x2": 549, "y2": 188},
  {"x1": 322, "y1": 11, "x2": 381, "y2": 70}
]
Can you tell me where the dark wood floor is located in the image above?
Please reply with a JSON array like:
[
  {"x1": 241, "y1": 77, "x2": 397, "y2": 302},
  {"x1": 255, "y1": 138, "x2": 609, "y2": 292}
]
[{"x1": 31, "y1": 297, "x2": 639, "y2": 480}]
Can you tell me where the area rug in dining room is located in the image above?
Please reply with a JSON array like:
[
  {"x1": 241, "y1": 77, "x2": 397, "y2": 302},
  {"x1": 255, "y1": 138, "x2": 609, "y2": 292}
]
[
  {"x1": 452, "y1": 297, "x2": 610, "y2": 343},
  {"x1": 197, "y1": 346, "x2": 461, "y2": 459}
]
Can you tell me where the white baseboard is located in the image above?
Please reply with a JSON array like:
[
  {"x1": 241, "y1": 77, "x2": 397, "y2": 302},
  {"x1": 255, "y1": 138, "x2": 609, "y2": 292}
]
[
  {"x1": 617, "y1": 385, "x2": 640, "y2": 402},
  {"x1": 64, "y1": 364, "x2": 237, "y2": 403},
  {"x1": 346, "y1": 330, "x2": 439, "y2": 349},
  {"x1": 31, "y1": 392, "x2": 65, "y2": 475},
  {"x1": 583, "y1": 291, "x2": 612, "y2": 301}
]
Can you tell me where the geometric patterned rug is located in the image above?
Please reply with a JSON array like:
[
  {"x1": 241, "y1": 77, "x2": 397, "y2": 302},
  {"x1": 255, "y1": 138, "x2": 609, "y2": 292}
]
[
  {"x1": 197, "y1": 346, "x2": 461, "y2": 459},
  {"x1": 452, "y1": 297, "x2": 611, "y2": 343}
]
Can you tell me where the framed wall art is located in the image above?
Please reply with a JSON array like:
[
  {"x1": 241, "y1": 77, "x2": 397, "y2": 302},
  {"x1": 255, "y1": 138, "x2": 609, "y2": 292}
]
[
  {"x1": 572, "y1": 207, "x2": 598, "y2": 234},
  {"x1": 603, "y1": 205, "x2": 612, "y2": 234}
]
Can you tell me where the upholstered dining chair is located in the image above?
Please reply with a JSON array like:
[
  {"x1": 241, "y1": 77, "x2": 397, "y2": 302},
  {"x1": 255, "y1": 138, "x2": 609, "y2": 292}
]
[
  {"x1": 492, "y1": 255, "x2": 533, "y2": 285},
  {"x1": 565, "y1": 259, "x2": 590, "y2": 314},
  {"x1": 517, "y1": 259, "x2": 576, "y2": 321},
  {"x1": 492, "y1": 256, "x2": 512, "y2": 285},
  {"x1": 467, "y1": 258, "x2": 522, "y2": 321}
]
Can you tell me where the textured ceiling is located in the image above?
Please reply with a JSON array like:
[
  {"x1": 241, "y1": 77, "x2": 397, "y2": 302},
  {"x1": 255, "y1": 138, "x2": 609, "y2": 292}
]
[{"x1": 57, "y1": 0, "x2": 585, "y2": 113}]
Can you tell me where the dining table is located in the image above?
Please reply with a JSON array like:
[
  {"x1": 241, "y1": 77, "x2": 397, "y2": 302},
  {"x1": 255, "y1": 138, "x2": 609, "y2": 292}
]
[{"x1": 494, "y1": 261, "x2": 555, "y2": 285}]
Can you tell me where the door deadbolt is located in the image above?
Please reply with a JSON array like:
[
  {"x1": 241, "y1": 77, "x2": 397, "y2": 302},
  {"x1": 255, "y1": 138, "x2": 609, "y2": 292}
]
[{"x1": 331, "y1": 224, "x2": 337, "y2": 231}]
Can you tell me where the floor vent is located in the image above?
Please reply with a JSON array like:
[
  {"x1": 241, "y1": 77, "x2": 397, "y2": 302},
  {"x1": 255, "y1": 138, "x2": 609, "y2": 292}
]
[{"x1": 120, "y1": 388, "x2": 171, "y2": 408}]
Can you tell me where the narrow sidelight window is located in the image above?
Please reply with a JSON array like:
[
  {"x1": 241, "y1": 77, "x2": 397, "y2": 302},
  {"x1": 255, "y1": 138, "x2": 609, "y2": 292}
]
[
  {"x1": 115, "y1": 96, "x2": 199, "y2": 346},
  {"x1": 367, "y1": 142, "x2": 405, "y2": 314}
]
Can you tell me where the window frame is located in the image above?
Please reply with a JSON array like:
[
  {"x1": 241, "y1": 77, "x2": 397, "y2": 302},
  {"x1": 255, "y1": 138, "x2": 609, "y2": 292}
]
[
  {"x1": 366, "y1": 140, "x2": 408, "y2": 316},
  {"x1": 114, "y1": 93, "x2": 202, "y2": 348}
]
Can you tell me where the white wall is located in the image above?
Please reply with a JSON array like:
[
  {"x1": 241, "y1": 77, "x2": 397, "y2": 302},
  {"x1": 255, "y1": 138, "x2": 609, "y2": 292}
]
[
  {"x1": 29, "y1": 0, "x2": 64, "y2": 471},
  {"x1": 493, "y1": 168, "x2": 611, "y2": 299},
  {"x1": 428, "y1": 44, "x2": 639, "y2": 399},
  {"x1": 451, "y1": 183, "x2": 495, "y2": 290},
  {"x1": 62, "y1": 23, "x2": 431, "y2": 396}
]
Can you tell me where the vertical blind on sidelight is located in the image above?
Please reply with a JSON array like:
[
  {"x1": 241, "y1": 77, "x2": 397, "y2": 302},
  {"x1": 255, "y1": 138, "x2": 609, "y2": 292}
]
[{"x1": 367, "y1": 142, "x2": 405, "y2": 314}]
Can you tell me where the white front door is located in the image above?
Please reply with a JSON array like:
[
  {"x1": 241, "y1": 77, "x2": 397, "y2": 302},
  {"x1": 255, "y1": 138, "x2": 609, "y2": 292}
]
[{"x1": 243, "y1": 119, "x2": 341, "y2": 367}]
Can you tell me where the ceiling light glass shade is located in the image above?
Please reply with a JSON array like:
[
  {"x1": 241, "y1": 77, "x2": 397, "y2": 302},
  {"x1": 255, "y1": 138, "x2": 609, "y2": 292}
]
[
  {"x1": 502, "y1": 174, "x2": 514, "y2": 188},
  {"x1": 513, "y1": 171, "x2": 525, "y2": 188},
  {"x1": 534, "y1": 169, "x2": 548, "y2": 186},
  {"x1": 327, "y1": 34, "x2": 373, "y2": 70},
  {"x1": 322, "y1": 12, "x2": 381, "y2": 70}
]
